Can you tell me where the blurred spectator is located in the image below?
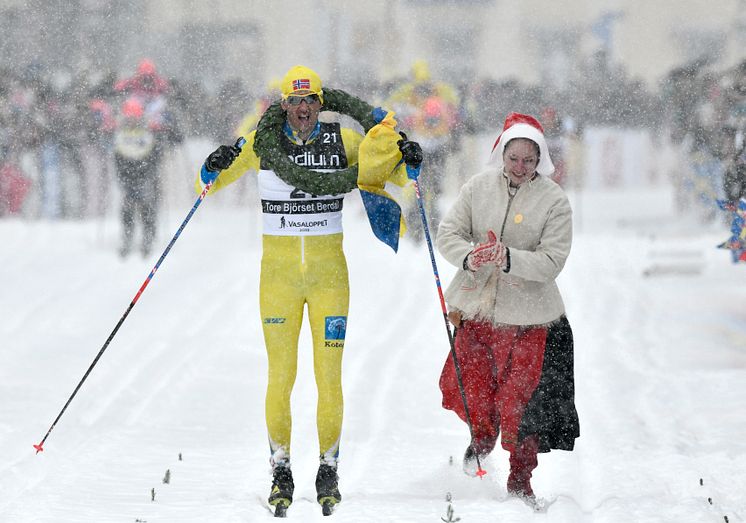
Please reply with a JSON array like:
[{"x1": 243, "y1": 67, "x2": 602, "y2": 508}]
[
  {"x1": 722, "y1": 62, "x2": 746, "y2": 204},
  {"x1": 685, "y1": 126, "x2": 726, "y2": 221},
  {"x1": 661, "y1": 62, "x2": 703, "y2": 144},
  {"x1": 114, "y1": 58, "x2": 169, "y2": 99},
  {"x1": 82, "y1": 72, "x2": 117, "y2": 217},
  {"x1": 234, "y1": 77, "x2": 281, "y2": 138},
  {"x1": 721, "y1": 125, "x2": 745, "y2": 202},
  {"x1": 168, "y1": 78, "x2": 211, "y2": 137},
  {"x1": 540, "y1": 107, "x2": 567, "y2": 187},
  {"x1": 113, "y1": 97, "x2": 161, "y2": 257},
  {"x1": 385, "y1": 59, "x2": 461, "y2": 242},
  {"x1": 722, "y1": 60, "x2": 746, "y2": 129},
  {"x1": 115, "y1": 59, "x2": 183, "y2": 213},
  {"x1": 114, "y1": 59, "x2": 177, "y2": 145},
  {"x1": 0, "y1": 71, "x2": 32, "y2": 216},
  {"x1": 0, "y1": 163, "x2": 31, "y2": 216}
]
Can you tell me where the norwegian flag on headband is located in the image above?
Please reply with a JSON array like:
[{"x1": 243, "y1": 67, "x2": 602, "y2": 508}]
[{"x1": 292, "y1": 78, "x2": 311, "y2": 91}]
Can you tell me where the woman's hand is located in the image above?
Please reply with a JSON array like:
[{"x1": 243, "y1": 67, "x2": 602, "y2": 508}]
[{"x1": 466, "y1": 230, "x2": 507, "y2": 271}]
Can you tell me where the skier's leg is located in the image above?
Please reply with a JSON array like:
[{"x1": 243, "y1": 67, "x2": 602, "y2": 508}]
[
  {"x1": 306, "y1": 234, "x2": 348, "y2": 506},
  {"x1": 260, "y1": 236, "x2": 306, "y2": 469},
  {"x1": 307, "y1": 240, "x2": 348, "y2": 461}
]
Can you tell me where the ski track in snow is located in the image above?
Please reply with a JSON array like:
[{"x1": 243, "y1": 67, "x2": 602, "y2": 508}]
[{"x1": 1, "y1": 188, "x2": 746, "y2": 522}]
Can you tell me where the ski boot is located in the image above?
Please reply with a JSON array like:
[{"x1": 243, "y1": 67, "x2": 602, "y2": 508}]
[
  {"x1": 315, "y1": 463, "x2": 341, "y2": 516},
  {"x1": 268, "y1": 465, "x2": 294, "y2": 518}
]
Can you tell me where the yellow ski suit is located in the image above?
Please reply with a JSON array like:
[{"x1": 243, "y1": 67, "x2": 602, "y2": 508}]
[{"x1": 197, "y1": 123, "x2": 362, "y2": 467}]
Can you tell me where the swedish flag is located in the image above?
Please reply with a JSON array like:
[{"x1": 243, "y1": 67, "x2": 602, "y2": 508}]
[{"x1": 356, "y1": 112, "x2": 410, "y2": 252}]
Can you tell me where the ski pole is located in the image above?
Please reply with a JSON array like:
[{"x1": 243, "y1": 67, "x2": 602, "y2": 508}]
[
  {"x1": 33, "y1": 137, "x2": 245, "y2": 454},
  {"x1": 408, "y1": 164, "x2": 486, "y2": 478}
]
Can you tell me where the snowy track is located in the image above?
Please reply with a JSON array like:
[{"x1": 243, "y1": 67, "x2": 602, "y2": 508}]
[{"x1": 1, "y1": 188, "x2": 745, "y2": 522}]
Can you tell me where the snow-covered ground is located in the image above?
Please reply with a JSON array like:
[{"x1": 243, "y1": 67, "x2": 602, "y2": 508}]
[{"x1": 1, "y1": 180, "x2": 745, "y2": 522}]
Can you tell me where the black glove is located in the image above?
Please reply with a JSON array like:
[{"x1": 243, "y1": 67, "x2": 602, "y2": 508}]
[
  {"x1": 397, "y1": 132, "x2": 423, "y2": 167},
  {"x1": 205, "y1": 142, "x2": 241, "y2": 173}
]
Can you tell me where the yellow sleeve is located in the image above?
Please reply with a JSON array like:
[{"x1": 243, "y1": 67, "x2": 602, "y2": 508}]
[
  {"x1": 341, "y1": 127, "x2": 363, "y2": 167},
  {"x1": 194, "y1": 131, "x2": 260, "y2": 194}
]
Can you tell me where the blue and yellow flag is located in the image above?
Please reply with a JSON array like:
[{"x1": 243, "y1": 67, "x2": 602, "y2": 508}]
[{"x1": 357, "y1": 112, "x2": 410, "y2": 252}]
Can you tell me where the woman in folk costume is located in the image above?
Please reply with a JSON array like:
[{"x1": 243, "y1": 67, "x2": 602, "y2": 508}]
[{"x1": 436, "y1": 112, "x2": 579, "y2": 503}]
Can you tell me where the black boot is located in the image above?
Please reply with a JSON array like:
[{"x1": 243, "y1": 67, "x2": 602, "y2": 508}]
[
  {"x1": 268, "y1": 465, "x2": 293, "y2": 517},
  {"x1": 315, "y1": 463, "x2": 341, "y2": 515},
  {"x1": 507, "y1": 435, "x2": 539, "y2": 501}
]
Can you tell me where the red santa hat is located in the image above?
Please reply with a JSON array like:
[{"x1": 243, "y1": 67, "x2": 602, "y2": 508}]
[{"x1": 487, "y1": 112, "x2": 555, "y2": 176}]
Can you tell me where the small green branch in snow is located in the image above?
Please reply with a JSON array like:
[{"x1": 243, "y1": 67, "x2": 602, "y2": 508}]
[{"x1": 441, "y1": 492, "x2": 460, "y2": 522}]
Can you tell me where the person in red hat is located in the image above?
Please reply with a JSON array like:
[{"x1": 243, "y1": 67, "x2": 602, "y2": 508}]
[
  {"x1": 114, "y1": 58, "x2": 169, "y2": 98},
  {"x1": 113, "y1": 97, "x2": 159, "y2": 257},
  {"x1": 436, "y1": 112, "x2": 579, "y2": 505}
]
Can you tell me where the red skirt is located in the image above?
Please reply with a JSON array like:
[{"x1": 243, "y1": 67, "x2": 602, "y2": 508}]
[{"x1": 439, "y1": 320, "x2": 547, "y2": 453}]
